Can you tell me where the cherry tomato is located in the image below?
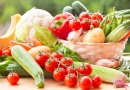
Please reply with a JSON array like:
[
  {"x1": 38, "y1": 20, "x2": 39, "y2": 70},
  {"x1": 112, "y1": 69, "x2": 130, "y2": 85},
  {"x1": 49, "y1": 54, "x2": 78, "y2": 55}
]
[
  {"x1": 79, "y1": 76, "x2": 92, "y2": 90},
  {"x1": 2, "y1": 48, "x2": 12, "y2": 56},
  {"x1": 66, "y1": 66, "x2": 77, "y2": 76},
  {"x1": 7, "y1": 72, "x2": 19, "y2": 85},
  {"x1": 53, "y1": 67, "x2": 67, "y2": 81},
  {"x1": 51, "y1": 52, "x2": 64, "y2": 60},
  {"x1": 91, "y1": 13, "x2": 103, "y2": 22},
  {"x1": 81, "y1": 18, "x2": 91, "y2": 30},
  {"x1": 69, "y1": 19, "x2": 81, "y2": 31},
  {"x1": 0, "y1": 48, "x2": 3, "y2": 56},
  {"x1": 92, "y1": 75, "x2": 102, "y2": 88},
  {"x1": 91, "y1": 20, "x2": 100, "y2": 28},
  {"x1": 60, "y1": 57, "x2": 73, "y2": 67},
  {"x1": 64, "y1": 73, "x2": 77, "y2": 87},
  {"x1": 45, "y1": 57, "x2": 59, "y2": 72},
  {"x1": 35, "y1": 52, "x2": 49, "y2": 67},
  {"x1": 76, "y1": 63, "x2": 92, "y2": 75},
  {"x1": 79, "y1": 12, "x2": 91, "y2": 21}
]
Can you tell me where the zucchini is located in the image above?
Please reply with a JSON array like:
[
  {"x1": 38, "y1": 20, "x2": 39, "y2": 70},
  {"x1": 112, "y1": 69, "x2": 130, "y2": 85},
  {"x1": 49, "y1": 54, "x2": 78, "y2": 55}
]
[
  {"x1": 62, "y1": 6, "x2": 75, "y2": 16},
  {"x1": 11, "y1": 45, "x2": 44, "y2": 88},
  {"x1": 72, "y1": 1, "x2": 88, "y2": 16}
]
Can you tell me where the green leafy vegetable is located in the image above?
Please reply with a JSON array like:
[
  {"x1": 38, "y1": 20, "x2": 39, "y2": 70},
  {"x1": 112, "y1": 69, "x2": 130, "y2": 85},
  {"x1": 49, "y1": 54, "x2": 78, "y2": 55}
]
[
  {"x1": 15, "y1": 24, "x2": 29, "y2": 42},
  {"x1": 33, "y1": 24, "x2": 58, "y2": 47},
  {"x1": 52, "y1": 42, "x2": 83, "y2": 62}
]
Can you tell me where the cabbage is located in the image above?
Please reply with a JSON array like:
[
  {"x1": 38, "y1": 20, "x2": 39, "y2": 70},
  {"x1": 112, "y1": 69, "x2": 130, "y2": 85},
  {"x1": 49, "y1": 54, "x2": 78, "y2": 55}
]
[{"x1": 33, "y1": 24, "x2": 58, "y2": 47}]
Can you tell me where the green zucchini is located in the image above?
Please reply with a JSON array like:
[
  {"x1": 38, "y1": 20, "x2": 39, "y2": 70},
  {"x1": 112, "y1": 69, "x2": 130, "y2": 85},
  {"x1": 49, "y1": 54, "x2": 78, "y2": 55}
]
[
  {"x1": 72, "y1": 1, "x2": 88, "y2": 16},
  {"x1": 62, "y1": 6, "x2": 75, "y2": 16},
  {"x1": 11, "y1": 45, "x2": 44, "y2": 88}
]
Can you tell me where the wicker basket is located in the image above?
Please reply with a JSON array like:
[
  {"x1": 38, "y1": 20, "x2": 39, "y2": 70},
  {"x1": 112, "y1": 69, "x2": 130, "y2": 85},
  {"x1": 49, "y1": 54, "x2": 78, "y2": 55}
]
[{"x1": 59, "y1": 39, "x2": 127, "y2": 64}]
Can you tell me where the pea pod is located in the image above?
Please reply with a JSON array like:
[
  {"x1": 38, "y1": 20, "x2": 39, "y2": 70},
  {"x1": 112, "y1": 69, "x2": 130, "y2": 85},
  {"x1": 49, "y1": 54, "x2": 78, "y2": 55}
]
[
  {"x1": 99, "y1": 15, "x2": 108, "y2": 29},
  {"x1": 105, "y1": 15, "x2": 115, "y2": 36},
  {"x1": 111, "y1": 15, "x2": 117, "y2": 31},
  {"x1": 102, "y1": 16, "x2": 109, "y2": 34},
  {"x1": 117, "y1": 15, "x2": 123, "y2": 26}
]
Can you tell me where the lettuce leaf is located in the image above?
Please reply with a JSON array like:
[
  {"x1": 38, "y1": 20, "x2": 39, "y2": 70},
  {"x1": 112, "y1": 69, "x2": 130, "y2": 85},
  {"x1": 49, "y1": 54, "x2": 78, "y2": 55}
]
[
  {"x1": 15, "y1": 24, "x2": 29, "y2": 42},
  {"x1": 52, "y1": 43, "x2": 83, "y2": 62},
  {"x1": 33, "y1": 24, "x2": 58, "y2": 47}
]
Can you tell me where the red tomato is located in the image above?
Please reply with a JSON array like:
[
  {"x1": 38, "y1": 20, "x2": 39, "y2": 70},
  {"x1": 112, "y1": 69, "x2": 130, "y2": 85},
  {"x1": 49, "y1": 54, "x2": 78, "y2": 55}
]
[
  {"x1": 69, "y1": 19, "x2": 81, "y2": 31},
  {"x1": 2, "y1": 48, "x2": 12, "y2": 56},
  {"x1": 92, "y1": 75, "x2": 102, "y2": 88},
  {"x1": 91, "y1": 20, "x2": 100, "y2": 28},
  {"x1": 35, "y1": 52, "x2": 49, "y2": 67},
  {"x1": 51, "y1": 52, "x2": 64, "y2": 60},
  {"x1": 64, "y1": 73, "x2": 77, "y2": 87},
  {"x1": 45, "y1": 57, "x2": 59, "y2": 72},
  {"x1": 79, "y1": 76, "x2": 92, "y2": 90},
  {"x1": 0, "y1": 48, "x2": 3, "y2": 56},
  {"x1": 7, "y1": 72, "x2": 19, "y2": 85},
  {"x1": 76, "y1": 64, "x2": 92, "y2": 75},
  {"x1": 81, "y1": 18, "x2": 91, "y2": 30},
  {"x1": 79, "y1": 12, "x2": 91, "y2": 21},
  {"x1": 66, "y1": 66, "x2": 77, "y2": 76},
  {"x1": 53, "y1": 67, "x2": 67, "y2": 81},
  {"x1": 60, "y1": 57, "x2": 73, "y2": 67},
  {"x1": 91, "y1": 13, "x2": 103, "y2": 22}
]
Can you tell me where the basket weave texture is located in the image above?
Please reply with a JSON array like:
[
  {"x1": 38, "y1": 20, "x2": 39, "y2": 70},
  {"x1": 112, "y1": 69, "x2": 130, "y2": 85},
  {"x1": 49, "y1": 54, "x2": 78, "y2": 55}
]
[{"x1": 59, "y1": 39, "x2": 127, "y2": 64}]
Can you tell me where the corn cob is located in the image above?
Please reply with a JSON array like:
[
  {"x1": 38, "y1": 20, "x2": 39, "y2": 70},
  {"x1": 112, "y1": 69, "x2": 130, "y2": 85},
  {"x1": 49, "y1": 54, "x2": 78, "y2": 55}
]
[{"x1": 74, "y1": 62, "x2": 127, "y2": 83}]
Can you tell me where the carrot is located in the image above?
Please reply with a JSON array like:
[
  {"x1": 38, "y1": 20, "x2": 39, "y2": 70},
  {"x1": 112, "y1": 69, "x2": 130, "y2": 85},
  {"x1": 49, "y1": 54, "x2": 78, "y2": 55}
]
[
  {"x1": 10, "y1": 40, "x2": 32, "y2": 51},
  {"x1": 121, "y1": 31, "x2": 130, "y2": 41},
  {"x1": 31, "y1": 38, "x2": 43, "y2": 46}
]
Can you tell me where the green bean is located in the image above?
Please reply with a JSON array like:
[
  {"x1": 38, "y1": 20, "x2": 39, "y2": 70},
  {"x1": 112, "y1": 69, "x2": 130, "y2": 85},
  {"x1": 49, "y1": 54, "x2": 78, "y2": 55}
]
[
  {"x1": 111, "y1": 15, "x2": 117, "y2": 31},
  {"x1": 101, "y1": 16, "x2": 109, "y2": 33},
  {"x1": 105, "y1": 15, "x2": 115, "y2": 36},
  {"x1": 117, "y1": 15, "x2": 123, "y2": 26},
  {"x1": 99, "y1": 15, "x2": 108, "y2": 29}
]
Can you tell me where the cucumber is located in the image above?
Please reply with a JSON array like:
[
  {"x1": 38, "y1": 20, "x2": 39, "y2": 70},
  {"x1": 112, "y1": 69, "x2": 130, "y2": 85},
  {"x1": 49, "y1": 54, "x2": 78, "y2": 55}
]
[
  {"x1": 62, "y1": 6, "x2": 75, "y2": 16},
  {"x1": 72, "y1": 1, "x2": 88, "y2": 16},
  {"x1": 11, "y1": 45, "x2": 44, "y2": 88}
]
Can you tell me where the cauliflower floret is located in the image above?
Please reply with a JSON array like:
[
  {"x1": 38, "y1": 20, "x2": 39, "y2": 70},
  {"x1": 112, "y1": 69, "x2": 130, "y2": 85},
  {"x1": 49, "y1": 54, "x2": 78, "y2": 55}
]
[{"x1": 16, "y1": 8, "x2": 53, "y2": 41}]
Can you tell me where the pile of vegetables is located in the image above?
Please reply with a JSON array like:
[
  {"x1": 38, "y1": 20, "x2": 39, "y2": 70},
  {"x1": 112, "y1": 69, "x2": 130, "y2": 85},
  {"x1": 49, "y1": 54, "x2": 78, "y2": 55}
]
[
  {"x1": 0, "y1": 44, "x2": 128, "y2": 89},
  {"x1": 1, "y1": 0, "x2": 130, "y2": 90}
]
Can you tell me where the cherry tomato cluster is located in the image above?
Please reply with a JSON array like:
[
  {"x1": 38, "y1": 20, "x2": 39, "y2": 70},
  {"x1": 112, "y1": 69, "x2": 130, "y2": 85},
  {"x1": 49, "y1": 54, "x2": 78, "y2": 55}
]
[
  {"x1": 0, "y1": 47, "x2": 12, "y2": 56},
  {"x1": 35, "y1": 51, "x2": 102, "y2": 89},
  {"x1": 69, "y1": 12, "x2": 103, "y2": 31}
]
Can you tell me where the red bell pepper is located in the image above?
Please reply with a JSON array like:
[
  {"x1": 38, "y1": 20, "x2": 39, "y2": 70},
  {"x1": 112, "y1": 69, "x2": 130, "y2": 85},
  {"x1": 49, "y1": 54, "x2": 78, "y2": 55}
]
[{"x1": 49, "y1": 12, "x2": 74, "y2": 40}]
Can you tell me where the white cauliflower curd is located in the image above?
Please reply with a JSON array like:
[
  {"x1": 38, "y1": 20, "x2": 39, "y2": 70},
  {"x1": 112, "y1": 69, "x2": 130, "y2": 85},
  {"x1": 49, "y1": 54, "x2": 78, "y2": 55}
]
[{"x1": 15, "y1": 8, "x2": 54, "y2": 44}]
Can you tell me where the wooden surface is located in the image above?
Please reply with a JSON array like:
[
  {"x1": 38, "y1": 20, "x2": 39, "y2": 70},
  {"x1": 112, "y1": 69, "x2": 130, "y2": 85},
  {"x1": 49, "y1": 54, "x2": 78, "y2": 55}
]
[{"x1": 0, "y1": 77, "x2": 128, "y2": 90}]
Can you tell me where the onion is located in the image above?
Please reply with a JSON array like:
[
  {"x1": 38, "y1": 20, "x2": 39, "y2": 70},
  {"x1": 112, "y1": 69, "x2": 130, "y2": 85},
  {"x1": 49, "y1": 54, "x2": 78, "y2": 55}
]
[{"x1": 114, "y1": 80, "x2": 128, "y2": 88}]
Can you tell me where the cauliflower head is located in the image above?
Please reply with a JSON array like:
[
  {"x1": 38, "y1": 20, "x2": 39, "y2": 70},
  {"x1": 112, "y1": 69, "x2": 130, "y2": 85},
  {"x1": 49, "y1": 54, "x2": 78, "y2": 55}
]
[{"x1": 15, "y1": 8, "x2": 54, "y2": 45}]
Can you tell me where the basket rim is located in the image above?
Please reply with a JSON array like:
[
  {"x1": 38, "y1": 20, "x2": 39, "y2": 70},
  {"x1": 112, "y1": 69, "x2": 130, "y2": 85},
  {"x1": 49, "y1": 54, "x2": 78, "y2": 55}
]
[{"x1": 58, "y1": 39, "x2": 127, "y2": 45}]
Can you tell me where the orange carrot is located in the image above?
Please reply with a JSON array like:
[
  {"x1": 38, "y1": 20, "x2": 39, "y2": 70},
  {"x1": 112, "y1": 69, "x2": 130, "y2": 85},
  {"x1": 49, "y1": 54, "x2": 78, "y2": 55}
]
[
  {"x1": 31, "y1": 38, "x2": 43, "y2": 46},
  {"x1": 121, "y1": 31, "x2": 130, "y2": 41},
  {"x1": 10, "y1": 40, "x2": 32, "y2": 51}
]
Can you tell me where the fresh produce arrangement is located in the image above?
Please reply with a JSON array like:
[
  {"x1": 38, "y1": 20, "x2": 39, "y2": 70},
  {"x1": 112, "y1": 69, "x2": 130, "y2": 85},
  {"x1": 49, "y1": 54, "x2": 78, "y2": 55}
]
[{"x1": 0, "y1": 0, "x2": 130, "y2": 90}]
